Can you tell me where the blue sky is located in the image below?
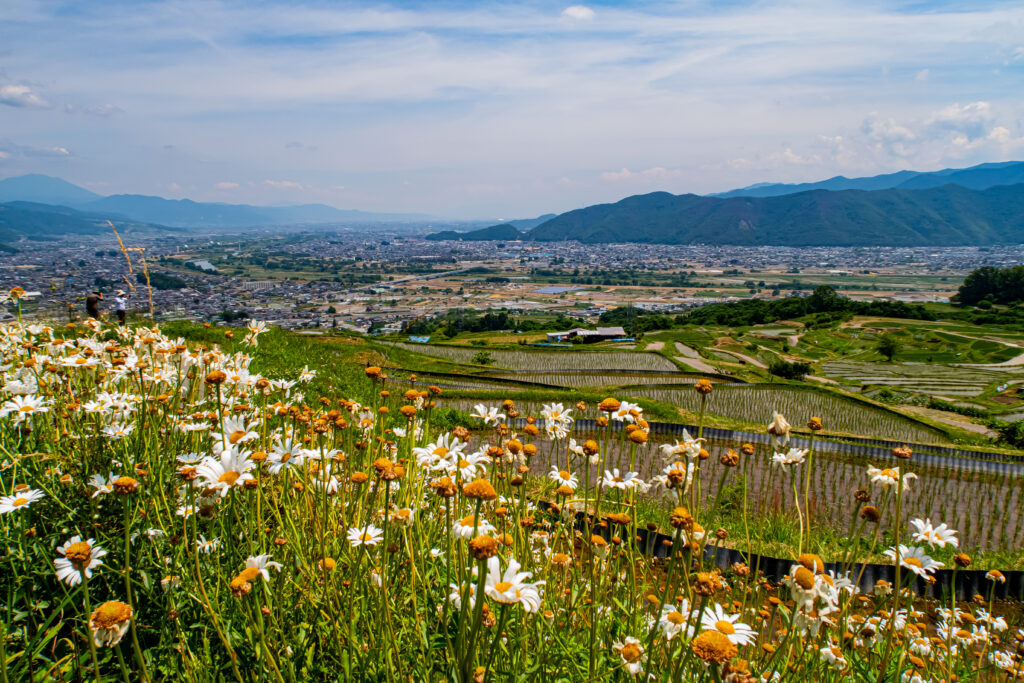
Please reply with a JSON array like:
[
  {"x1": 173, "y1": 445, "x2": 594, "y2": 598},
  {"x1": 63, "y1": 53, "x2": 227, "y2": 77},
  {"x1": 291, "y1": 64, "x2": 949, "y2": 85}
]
[{"x1": 1, "y1": 0, "x2": 1023, "y2": 218}]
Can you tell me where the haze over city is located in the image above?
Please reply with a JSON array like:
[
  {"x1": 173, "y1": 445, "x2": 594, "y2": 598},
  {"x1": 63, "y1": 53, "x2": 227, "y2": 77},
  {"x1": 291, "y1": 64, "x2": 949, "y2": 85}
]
[{"x1": 3, "y1": 0, "x2": 1024, "y2": 217}]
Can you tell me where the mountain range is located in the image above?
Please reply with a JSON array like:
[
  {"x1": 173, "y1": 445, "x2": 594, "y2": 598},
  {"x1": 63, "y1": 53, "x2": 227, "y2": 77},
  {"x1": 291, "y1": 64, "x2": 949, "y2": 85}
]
[
  {"x1": 426, "y1": 161, "x2": 1024, "y2": 246},
  {"x1": 424, "y1": 214, "x2": 556, "y2": 241},
  {"x1": 6, "y1": 161, "x2": 1024, "y2": 246},
  {"x1": 0, "y1": 174, "x2": 430, "y2": 230},
  {"x1": 712, "y1": 160, "x2": 1024, "y2": 198}
]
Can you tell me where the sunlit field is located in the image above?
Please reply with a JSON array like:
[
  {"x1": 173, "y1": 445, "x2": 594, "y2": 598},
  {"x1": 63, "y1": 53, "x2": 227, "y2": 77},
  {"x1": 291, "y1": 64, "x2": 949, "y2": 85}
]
[{"x1": 3, "y1": 314, "x2": 1023, "y2": 682}]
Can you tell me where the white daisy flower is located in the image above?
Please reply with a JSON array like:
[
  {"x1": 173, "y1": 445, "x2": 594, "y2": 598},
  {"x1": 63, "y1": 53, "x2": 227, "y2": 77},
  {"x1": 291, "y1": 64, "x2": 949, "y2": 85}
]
[{"x1": 55, "y1": 536, "x2": 107, "y2": 586}]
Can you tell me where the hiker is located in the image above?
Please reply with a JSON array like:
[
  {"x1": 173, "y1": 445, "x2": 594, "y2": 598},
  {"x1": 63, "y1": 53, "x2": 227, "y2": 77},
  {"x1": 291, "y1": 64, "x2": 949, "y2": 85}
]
[
  {"x1": 114, "y1": 289, "x2": 131, "y2": 325},
  {"x1": 85, "y1": 289, "x2": 103, "y2": 320}
]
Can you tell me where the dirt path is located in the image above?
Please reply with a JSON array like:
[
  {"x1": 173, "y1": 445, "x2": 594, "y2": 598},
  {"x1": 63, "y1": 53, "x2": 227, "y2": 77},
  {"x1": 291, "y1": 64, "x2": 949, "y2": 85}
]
[
  {"x1": 716, "y1": 348, "x2": 767, "y2": 368},
  {"x1": 900, "y1": 405, "x2": 998, "y2": 438},
  {"x1": 805, "y1": 375, "x2": 839, "y2": 385},
  {"x1": 976, "y1": 350, "x2": 1024, "y2": 367},
  {"x1": 645, "y1": 341, "x2": 665, "y2": 351},
  {"x1": 673, "y1": 342, "x2": 719, "y2": 374},
  {"x1": 787, "y1": 335, "x2": 800, "y2": 348}
]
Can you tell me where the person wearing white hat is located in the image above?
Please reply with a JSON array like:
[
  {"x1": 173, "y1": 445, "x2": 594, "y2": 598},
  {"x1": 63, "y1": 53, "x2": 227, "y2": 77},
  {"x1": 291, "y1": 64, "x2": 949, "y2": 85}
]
[{"x1": 114, "y1": 289, "x2": 131, "y2": 325}]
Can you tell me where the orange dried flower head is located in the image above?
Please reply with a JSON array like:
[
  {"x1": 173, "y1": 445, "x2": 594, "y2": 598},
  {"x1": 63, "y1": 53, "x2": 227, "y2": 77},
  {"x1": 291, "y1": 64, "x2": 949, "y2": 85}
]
[
  {"x1": 797, "y1": 553, "x2": 825, "y2": 574},
  {"x1": 692, "y1": 630, "x2": 737, "y2": 663},
  {"x1": 205, "y1": 370, "x2": 227, "y2": 385},
  {"x1": 468, "y1": 535, "x2": 499, "y2": 560},
  {"x1": 670, "y1": 507, "x2": 694, "y2": 531},
  {"x1": 112, "y1": 476, "x2": 139, "y2": 495},
  {"x1": 462, "y1": 479, "x2": 497, "y2": 501},
  {"x1": 430, "y1": 476, "x2": 457, "y2": 497}
]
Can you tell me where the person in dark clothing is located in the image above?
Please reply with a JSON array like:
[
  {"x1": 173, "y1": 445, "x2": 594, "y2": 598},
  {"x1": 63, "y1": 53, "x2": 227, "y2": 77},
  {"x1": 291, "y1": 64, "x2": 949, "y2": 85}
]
[{"x1": 86, "y1": 289, "x2": 103, "y2": 319}]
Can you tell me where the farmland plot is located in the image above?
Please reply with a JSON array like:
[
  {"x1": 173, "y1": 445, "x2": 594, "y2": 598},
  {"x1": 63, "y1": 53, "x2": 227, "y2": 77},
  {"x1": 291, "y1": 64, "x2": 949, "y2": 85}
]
[
  {"x1": 823, "y1": 360, "x2": 1024, "y2": 396},
  {"x1": 630, "y1": 384, "x2": 947, "y2": 443},
  {"x1": 384, "y1": 341, "x2": 679, "y2": 372}
]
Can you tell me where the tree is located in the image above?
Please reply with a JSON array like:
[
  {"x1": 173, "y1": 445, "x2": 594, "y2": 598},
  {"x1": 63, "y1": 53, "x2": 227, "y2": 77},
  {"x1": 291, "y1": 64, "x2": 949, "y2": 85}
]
[
  {"x1": 768, "y1": 360, "x2": 811, "y2": 380},
  {"x1": 471, "y1": 351, "x2": 494, "y2": 366},
  {"x1": 877, "y1": 333, "x2": 901, "y2": 362}
]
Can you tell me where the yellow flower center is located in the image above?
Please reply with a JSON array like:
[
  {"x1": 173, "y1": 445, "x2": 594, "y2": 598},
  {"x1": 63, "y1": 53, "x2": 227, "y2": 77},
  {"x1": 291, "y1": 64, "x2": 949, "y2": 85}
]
[
  {"x1": 64, "y1": 541, "x2": 93, "y2": 569},
  {"x1": 218, "y1": 471, "x2": 241, "y2": 486},
  {"x1": 620, "y1": 642, "x2": 642, "y2": 663},
  {"x1": 903, "y1": 557, "x2": 923, "y2": 569},
  {"x1": 559, "y1": 470, "x2": 570, "y2": 480},
  {"x1": 494, "y1": 581, "x2": 513, "y2": 593},
  {"x1": 238, "y1": 567, "x2": 261, "y2": 582},
  {"x1": 715, "y1": 620, "x2": 736, "y2": 635},
  {"x1": 229, "y1": 430, "x2": 247, "y2": 444},
  {"x1": 360, "y1": 532, "x2": 375, "y2": 543},
  {"x1": 91, "y1": 601, "x2": 132, "y2": 629},
  {"x1": 667, "y1": 611, "x2": 686, "y2": 625},
  {"x1": 280, "y1": 453, "x2": 292, "y2": 463},
  {"x1": 458, "y1": 459, "x2": 470, "y2": 469},
  {"x1": 433, "y1": 447, "x2": 449, "y2": 457},
  {"x1": 19, "y1": 405, "x2": 34, "y2": 413}
]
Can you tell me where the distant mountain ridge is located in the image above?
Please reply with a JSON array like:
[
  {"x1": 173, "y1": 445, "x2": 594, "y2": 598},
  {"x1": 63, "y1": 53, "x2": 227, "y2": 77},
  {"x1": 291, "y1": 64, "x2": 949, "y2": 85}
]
[
  {"x1": 0, "y1": 201, "x2": 173, "y2": 245},
  {"x1": 428, "y1": 181, "x2": 1024, "y2": 247},
  {"x1": 0, "y1": 174, "x2": 102, "y2": 205},
  {"x1": 713, "y1": 160, "x2": 1024, "y2": 198},
  {"x1": 523, "y1": 184, "x2": 1024, "y2": 246},
  {"x1": 423, "y1": 214, "x2": 555, "y2": 241},
  {"x1": 0, "y1": 174, "x2": 431, "y2": 228}
]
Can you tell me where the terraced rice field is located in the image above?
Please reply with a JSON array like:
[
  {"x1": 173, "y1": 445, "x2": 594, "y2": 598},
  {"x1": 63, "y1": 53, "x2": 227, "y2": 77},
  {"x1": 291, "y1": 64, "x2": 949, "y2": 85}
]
[
  {"x1": 385, "y1": 342, "x2": 679, "y2": 372},
  {"x1": 629, "y1": 384, "x2": 948, "y2": 443},
  {"x1": 822, "y1": 360, "x2": 1024, "y2": 396},
  {"x1": 510, "y1": 429, "x2": 1020, "y2": 552},
  {"x1": 485, "y1": 371, "x2": 721, "y2": 389},
  {"x1": 415, "y1": 374, "x2": 531, "y2": 392}
]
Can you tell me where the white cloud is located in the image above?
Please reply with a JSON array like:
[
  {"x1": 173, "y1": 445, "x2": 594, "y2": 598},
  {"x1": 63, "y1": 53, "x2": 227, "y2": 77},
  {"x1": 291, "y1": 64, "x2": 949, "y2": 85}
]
[
  {"x1": 0, "y1": 151, "x2": 8, "y2": 159},
  {"x1": 925, "y1": 101, "x2": 993, "y2": 138},
  {"x1": 561, "y1": 5, "x2": 595, "y2": 21},
  {"x1": 64, "y1": 103, "x2": 123, "y2": 116},
  {"x1": 0, "y1": 84, "x2": 50, "y2": 109},
  {"x1": 263, "y1": 179, "x2": 303, "y2": 190},
  {"x1": 215, "y1": 181, "x2": 239, "y2": 190},
  {"x1": 915, "y1": 68, "x2": 930, "y2": 82},
  {"x1": 600, "y1": 167, "x2": 684, "y2": 182}
]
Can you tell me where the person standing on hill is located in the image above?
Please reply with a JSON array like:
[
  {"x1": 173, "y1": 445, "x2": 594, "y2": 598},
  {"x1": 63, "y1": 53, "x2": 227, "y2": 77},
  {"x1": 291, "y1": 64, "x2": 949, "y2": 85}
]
[
  {"x1": 85, "y1": 289, "x2": 103, "y2": 320},
  {"x1": 114, "y1": 289, "x2": 131, "y2": 325}
]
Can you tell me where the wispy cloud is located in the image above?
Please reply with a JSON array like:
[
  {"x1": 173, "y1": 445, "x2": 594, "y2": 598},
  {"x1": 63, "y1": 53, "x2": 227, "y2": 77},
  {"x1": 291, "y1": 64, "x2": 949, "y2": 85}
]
[
  {"x1": 263, "y1": 179, "x2": 303, "y2": 190},
  {"x1": 561, "y1": 5, "x2": 595, "y2": 21},
  {"x1": 0, "y1": 84, "x2": 50, "y2": 109}
]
